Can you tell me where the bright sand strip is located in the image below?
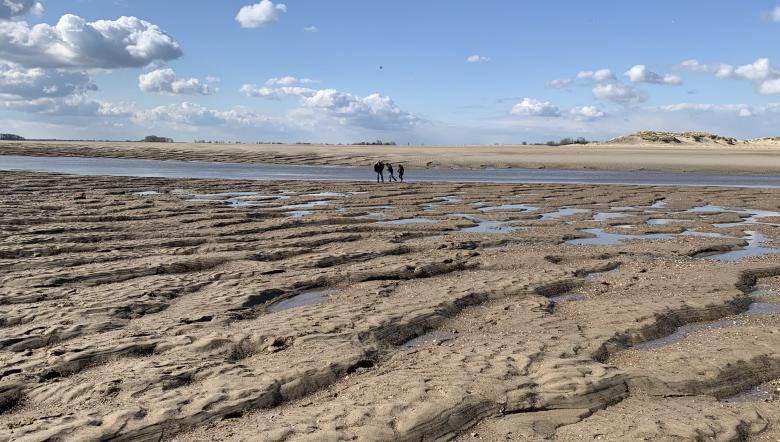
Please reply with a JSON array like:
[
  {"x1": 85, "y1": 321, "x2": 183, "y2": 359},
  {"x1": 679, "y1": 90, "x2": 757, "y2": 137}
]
[{"x1": 4, "y1": 140, "x2": 780, "y2": 174}]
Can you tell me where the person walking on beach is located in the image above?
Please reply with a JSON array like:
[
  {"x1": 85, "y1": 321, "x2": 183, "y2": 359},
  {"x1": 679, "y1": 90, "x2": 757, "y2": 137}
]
[
  {"x1": 374, "y1": 161, "x2": 385, "y2": 183},
  {"x1": 398, "y1": 164, "x2": 405, "y2": 182},
  {"x1": 386, "y1": 162, "x2": 398, "y2": 182}
]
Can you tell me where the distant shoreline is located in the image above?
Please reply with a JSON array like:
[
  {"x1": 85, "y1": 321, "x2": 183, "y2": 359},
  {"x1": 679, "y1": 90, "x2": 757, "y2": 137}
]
[{"x1": 3, "y1": 139, "x2": 780, "y2": 175}]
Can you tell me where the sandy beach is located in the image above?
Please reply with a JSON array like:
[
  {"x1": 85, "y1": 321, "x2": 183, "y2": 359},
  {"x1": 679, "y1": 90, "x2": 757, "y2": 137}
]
[
  {"x1": 4, "y1": 139, "x2": 780, "y2": 174},
  {"x1": 5, "y1": 1, "x2": 780, "y2": 439},
  {"x1": 1, "y1": 170, "x2": 780, "y2": 440}
]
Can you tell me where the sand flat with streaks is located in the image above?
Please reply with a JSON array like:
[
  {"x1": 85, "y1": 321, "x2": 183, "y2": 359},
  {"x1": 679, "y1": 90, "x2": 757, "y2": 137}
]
[{"x1": 1, "y1": 172, "x2": 780, "y2": 440}]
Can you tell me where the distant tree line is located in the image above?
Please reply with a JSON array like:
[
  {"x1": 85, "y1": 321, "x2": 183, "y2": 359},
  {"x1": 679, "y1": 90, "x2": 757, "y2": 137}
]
[
  {"x1": 143, "y1": 135, "x2": 174, "y2": 143},
  {"x1": 544, "y1": 137, "x2": 590, "y2": 146},
  {"x1": 1, "y1": 133, "x2": 25, "y2": 141},
  {"x1": 352, "y1": 139, "x2": 397, "y2": 146}
]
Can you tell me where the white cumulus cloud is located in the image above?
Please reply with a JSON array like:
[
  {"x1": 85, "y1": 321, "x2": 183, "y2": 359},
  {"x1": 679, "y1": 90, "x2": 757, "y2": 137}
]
[
  {"x1": 647, "y1": 103, "x2": 756, "y2": 118},
  {"x1": 760, "y1": 78, "x2": 780, "y2": 95},
  {"x1": 679, "y1": 59, "x2": 735, "y2": 78},
  {"x1": 576, "y1": 69, "x2": 615, "y2": 82},
  {"x1": 592, "y1": 83, "x2": 646, "y2": 105},
  {"x1": 768, "y1": 5, "x2": 780, "y2": 22},
  {"x1": 680, "y1": 58, "x2": 780, "y2": 95},
  {"x1": 240, "y1": 84, "x2": 316, "y2": 99},
  {"x1": 0, "y1": 64, "x2": 96, "y2": 99},
  {"x1": 624, "y1": 64, "x2": 682, "y2": 85},
  {"x1": 133, "y1": 102, "x2": 275, "y2": 129},
  {"x1": 569, "y1": 105, "x2": 605, "y2": 121},
  {"x1": 466, "y1": 55, "x2": 490, "y2": 63},
  {"x1": 236, "y1": 0, "x2": 287, "y2": 28},
  {"x1": 510, "y1": 98, "x2": 560, "y2": 117},
  {"x1": 303, "y1": 25, "x2": 318, "y2": 32},
  {"x1": 733, "y1": 58, "x2": 776, "y2": 82},
  {"x1": 297, "y1": 89, "x2": 420, "y2": 130},
  {"x1": 548, "y1": 79, "x2": 571, "y2": 89},
  {"x1": 4, "y1": 94, "x2": 133, "y2": 117},
  {"x1": 0, "y1": 0, "x2": 42, "y2": 20},
  {"x1": 0, "y1": 14, "x2": 182, "y2": 69},
  {"x1": 138, "y1": 68, "x2": 214, "y2": 95},
  {"x1": 264, "y1": 76, "x2": 319, "y2": 86}
]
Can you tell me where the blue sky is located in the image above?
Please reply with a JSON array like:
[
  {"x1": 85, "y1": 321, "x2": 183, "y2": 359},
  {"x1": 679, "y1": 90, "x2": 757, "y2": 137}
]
[{"x1": 2, "y1": 0, "x2": 780, "y2": 143}]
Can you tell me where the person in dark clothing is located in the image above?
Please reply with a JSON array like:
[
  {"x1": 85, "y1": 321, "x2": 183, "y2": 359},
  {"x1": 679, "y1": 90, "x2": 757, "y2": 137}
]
[
  {"x1": 386, "y1": 162, "x2": 398, "y2": 182},
  {"x1": 398, "y1": 164, "x2": 405, "y2": 182},
  {"x1": 373, "y1": 161, "x2": 385, "y2": 183}
]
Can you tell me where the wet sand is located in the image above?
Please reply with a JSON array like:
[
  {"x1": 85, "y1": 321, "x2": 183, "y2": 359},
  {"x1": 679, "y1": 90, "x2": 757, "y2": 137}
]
[
  {"x1": 4, "y1": 140, "x2": 780, "y2": 174},
  {"x1": 2, "y1": 171, "x2": 780, "y2": 440}
]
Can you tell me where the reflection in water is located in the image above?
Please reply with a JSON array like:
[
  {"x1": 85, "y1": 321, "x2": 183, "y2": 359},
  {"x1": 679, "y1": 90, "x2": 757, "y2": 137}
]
[
  {"x1": 479, "y1": 203, "x2": 539, "y2": 213},
  {"x1": 704, "y1": 231, "x2": 780, "y2": 262},
  {"x1": 632, "y1": 319, "x2": 738, "y2": 351},
  {"x1": 648, "y1": 199, "x2": 667, "y2": 209},
  {"x1": 540, "y1": 208, "x2": 590, "y2": 220},
  {"x1": 267, "y1": 289, "x2": 339, "y2": 313},
  {"x1": 377, "y1": 218, "x2": 438, "y2": 225},
  {"x1": 456, "y1": 214, "x2": 525, "y2": 234},
  {"x1": 646, "y1": 218, "x2": 690, "y2": 225},
  {"x1": 549, "y1": 293, "x2": 586, "y2": 304},
  {"x1": 566, "y1": 228, "x2": 673, "y2": 246},
  {"x1": 722, "y1": 383, "x2": 775, "y2": 403},
  {"x1": 593, "y1": 212, "x2": 627, "y2": 221}
]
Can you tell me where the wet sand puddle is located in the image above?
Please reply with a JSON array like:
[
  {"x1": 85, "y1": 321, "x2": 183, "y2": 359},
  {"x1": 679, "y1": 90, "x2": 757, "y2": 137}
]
[
  {"x1": 184, "y1": 191, "x2": 292, "y2": 208},
  {"x1": 455, "y1": 214, "x2": 526, "y2": 234},
  {"x1": 402, "y1": 331, "x2": 457, "y2": 348},
  {"x1": 751, "y1": 284, "x2": 777, "y2": 297},
  {"x1": 276, "y1": 200, "x2": 336, "y2": 217},
  {"x1": 355, "y1": 211, "x2": 385, "y2": 219},
  {"x1": 478, "y1": 203, "x2": 539, "y2": 213},
  {"x1": 722, "y1": 383, "x2": 777, "y2": 403},
  {"x1": 631, "y1": 319, "x2": 740, "y2": 351},
  {"x1": 422, "y1": 195, "x2": 463, "y2": 211},
  {"x1": 593, "y1": 212, "x2": 628, "y2": 221},
  {"x1": 648, "y1": 199, "x2": 668, "y2": 209},
  {"x1": 681, "y1": 205, "x2": 780, "y2": 228},
  {"x1": 646, "y1": 218, "x2": 691, "y2": 225},
  {"x1": 266, "y1": 290, "x2": 340, "y2": 314},
  {"x1": 540, "y1": 208, "x2": 590, "y2": 220},
  {"x1": 278, "y1": 200, "x2": 332, "y2": 210},
  {"x1": 583, "y1": 265, "x2": 621, "y2": 280},
  {"x1": 305, "y1": 192, "x2": 350, "y2": 198},
  {"x1": 703, "y1": 231, "x2": 780, "y2": 262},
  {"x1": 746, "y1": 302, "x2": 780, "y2": 315},
  {"x1": 566, "y1": 228, "x2": 674, "y2": 246},
  {"x1": 681, "y1": 230, "x2": 733, "y2": 238},
  {"x1": 632, "y1": 302, "x2": 779, "y2": 352},
  {"x1": 686, "y1": 204, "x2": 727, "y2": 213},
  {"x1": 377, "y1": 218, "x2": 438, "y2": 225},
  {"x1": 548, "y1": 293, "x2": 587, "y2": 304},
  {"x1": 642, "y1": 204, "x2": 780, "y2": 228},
  {"x1": 436, "y1": 195, "x2": 462, "y2": 204},
  {"x1": 611, "y1": 206, "x2": 646, "y2": 212}
]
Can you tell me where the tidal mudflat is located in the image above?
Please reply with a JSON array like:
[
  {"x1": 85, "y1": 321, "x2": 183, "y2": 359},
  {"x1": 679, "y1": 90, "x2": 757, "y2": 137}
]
[{"x1": 2, "y1": 171, "x2": 780, "y2": 441}]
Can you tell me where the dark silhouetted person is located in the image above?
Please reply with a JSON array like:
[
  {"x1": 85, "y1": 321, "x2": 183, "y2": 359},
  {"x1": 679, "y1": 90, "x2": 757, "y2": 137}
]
[
  {"x1": 374, "y1": 161, "x2": 385, "y2": 183},
  {"x1": 386, "y1": 162, "x2": 398, "y2": 182},
  {"x1": 398, "y1": 164, "x2": 405, "y2": 182}
]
